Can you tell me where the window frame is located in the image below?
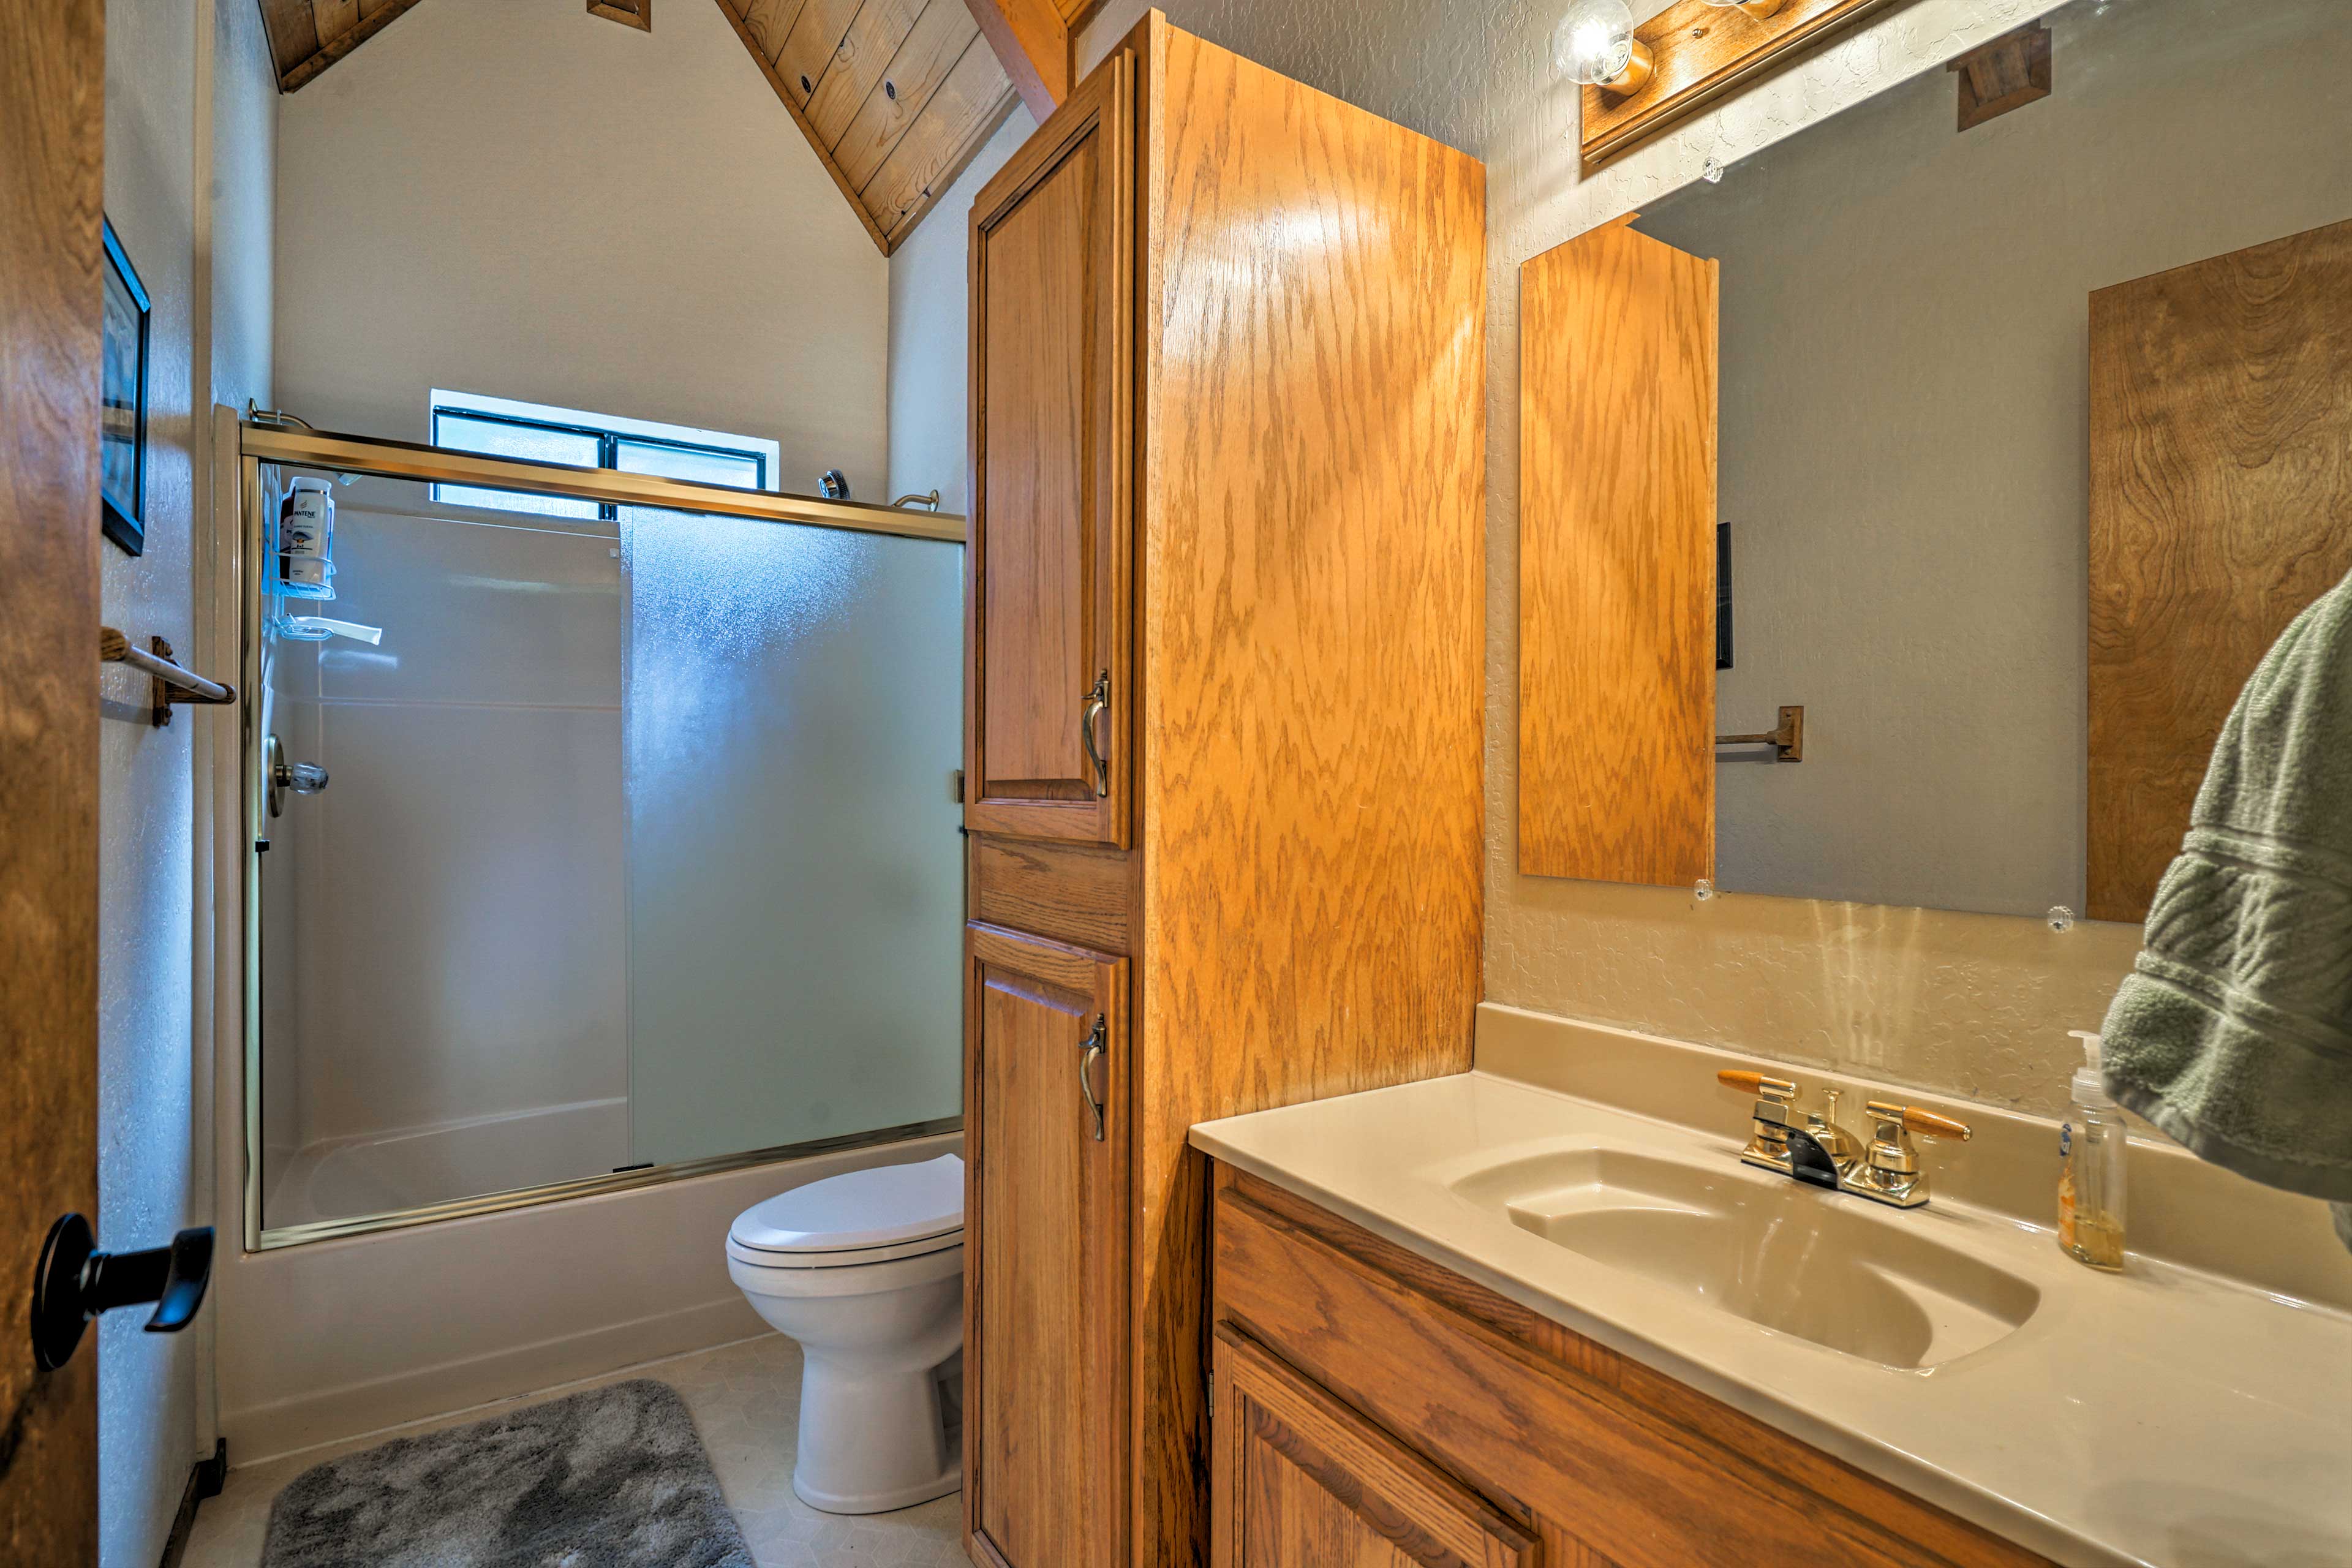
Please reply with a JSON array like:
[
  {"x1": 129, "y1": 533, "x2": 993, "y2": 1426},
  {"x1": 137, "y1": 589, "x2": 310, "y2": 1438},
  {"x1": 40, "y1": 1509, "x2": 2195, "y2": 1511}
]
[{"x1": 429, "y1": 394, "x2": 777, "y2": 521}]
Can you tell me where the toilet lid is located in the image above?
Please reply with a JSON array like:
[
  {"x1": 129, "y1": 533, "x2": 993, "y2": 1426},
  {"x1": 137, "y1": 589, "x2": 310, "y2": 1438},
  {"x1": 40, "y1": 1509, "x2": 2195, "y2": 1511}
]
[{"x1": 729, "y1": 1153, "x2": 963, "y2": 1257}]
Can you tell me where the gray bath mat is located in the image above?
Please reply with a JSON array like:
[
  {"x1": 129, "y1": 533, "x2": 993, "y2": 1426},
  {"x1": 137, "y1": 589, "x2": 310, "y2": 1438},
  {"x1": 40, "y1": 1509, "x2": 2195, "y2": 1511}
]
[{"x1": 262, "y1": 1379, "x2": 752, "y2": 1567}]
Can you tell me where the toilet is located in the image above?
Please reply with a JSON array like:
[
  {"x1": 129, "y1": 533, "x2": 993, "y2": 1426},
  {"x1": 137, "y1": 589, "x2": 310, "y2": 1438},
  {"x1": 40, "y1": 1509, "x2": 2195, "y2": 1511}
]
[{"x1": 726, "y1": 1152, "x2": 965, "y2": 1514}]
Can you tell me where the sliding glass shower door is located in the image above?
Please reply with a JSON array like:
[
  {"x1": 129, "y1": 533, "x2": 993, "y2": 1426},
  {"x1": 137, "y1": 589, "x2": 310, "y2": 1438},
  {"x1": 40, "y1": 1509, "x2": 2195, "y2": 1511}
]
[{"x1": 246, "y1": 441, "x2": 963, "y2": 1244}]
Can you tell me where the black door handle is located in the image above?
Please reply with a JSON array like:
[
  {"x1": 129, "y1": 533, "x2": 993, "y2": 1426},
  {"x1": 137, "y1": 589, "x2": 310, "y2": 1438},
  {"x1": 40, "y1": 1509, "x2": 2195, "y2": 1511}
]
[{"x1": 31, "y1": 1213, "x2": 214, "y2": 1371}]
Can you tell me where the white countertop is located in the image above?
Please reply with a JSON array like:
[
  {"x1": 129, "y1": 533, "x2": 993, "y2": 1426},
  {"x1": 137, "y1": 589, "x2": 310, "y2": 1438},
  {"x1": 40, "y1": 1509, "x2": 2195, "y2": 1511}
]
[{"x1": 1191, "y1": 1070, "x2": 2352, "y2": 1568}]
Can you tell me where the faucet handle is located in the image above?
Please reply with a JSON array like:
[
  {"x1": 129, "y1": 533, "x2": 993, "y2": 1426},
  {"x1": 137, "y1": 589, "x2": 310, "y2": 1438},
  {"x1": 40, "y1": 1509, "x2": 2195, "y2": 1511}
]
[
  {"x1": 1717, "y1": 1069, "x2": 1796, "y2": 1102},
  {"x1": 1865, "y1": 1101, "x2": 1970, "y2": 1142}
]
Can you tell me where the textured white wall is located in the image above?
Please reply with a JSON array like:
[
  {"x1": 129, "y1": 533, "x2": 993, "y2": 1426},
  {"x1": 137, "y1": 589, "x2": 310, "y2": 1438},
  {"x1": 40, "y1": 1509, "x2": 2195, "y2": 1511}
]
[
  {"x1": 98, "y1": 1, "x2": 275, "y2": 1562},
  {"x1": 273, "y1": 0, "x2": 889, "y2": 498},
  {"x1": 888, "y1": 106, "x2": 1035, "y2": 510}
]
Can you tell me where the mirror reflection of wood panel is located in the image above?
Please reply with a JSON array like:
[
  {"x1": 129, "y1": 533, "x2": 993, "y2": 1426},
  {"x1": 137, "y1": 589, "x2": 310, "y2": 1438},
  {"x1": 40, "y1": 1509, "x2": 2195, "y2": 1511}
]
[
  {"x1": 2088, "y1": 216, "x2": 2352, "y2": 923},
  {"x1": 1520, "y1": 221, "x2": 1718, "y2": 886}
]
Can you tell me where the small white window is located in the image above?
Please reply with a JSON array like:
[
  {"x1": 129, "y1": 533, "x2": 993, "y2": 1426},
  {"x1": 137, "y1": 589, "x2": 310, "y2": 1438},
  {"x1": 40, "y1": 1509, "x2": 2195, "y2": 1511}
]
[{"x1": 429, "y1": 390, "x2": 781, "y2": 519}]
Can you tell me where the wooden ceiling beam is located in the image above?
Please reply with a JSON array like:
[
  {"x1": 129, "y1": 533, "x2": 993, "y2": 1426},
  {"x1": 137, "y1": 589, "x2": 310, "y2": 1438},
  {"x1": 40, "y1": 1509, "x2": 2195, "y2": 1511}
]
[{"x1": 960, "y1": 0, "x2": 1079, "y2": 119}]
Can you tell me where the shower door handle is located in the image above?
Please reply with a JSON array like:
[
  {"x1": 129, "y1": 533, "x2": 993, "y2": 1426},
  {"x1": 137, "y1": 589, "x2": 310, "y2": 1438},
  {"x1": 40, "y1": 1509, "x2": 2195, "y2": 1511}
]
[
  {"x1": 1080, "y1": 671, "x2": 1111, "y2": 799},
  {"x1": 1076, "y1": 1014, "x2": 1109, "y2": 1143},
  {"x1": 30, "y1": 1214, "x2": 214, "y2": 1370}
]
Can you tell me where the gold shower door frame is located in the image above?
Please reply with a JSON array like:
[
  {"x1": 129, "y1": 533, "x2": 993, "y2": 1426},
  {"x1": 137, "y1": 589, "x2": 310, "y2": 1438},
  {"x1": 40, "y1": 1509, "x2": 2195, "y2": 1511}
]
[{"x1": 233, "y1": 418, "x2": 967, "y2": 1250}]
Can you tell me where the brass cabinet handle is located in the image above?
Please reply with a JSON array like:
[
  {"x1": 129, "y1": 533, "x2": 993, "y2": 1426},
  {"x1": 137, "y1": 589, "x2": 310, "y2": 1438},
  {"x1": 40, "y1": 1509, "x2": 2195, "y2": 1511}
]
[
  {"x1": 1080, "y1": 669, "x2": 1111, "y2": 798},
  {"x1": 1077, "y1": 1014, "x2": 1108, "y2": 1143}
]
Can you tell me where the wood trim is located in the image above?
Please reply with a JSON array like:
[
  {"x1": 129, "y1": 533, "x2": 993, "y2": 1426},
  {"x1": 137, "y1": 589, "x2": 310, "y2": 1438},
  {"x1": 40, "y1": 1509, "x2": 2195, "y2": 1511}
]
[
  {"x1": 962, "y1": 0, "x2": 1073, "y2": 119},
  {"x1": 1213, "y1": 1170, "x2": 2051, "y2": 1568},
  {"x1": 0, "y1": 0, "x2": 102, "y2": 1556},
  {"x1": 587, "y1": 0, "x2": 654, "y2": 31},
  {"x1": 257, "y1": 0, "x2": 429, "y2": 91},
  {"x1": 1579, "y1": 0, "x2": 1919, "y2": 168},
  {"x1": 712, "y1": 0, "x2": 897, "y2": 254},
  {"x1": 969, "y1": 834, "x2": 1137, "y2": 955}
]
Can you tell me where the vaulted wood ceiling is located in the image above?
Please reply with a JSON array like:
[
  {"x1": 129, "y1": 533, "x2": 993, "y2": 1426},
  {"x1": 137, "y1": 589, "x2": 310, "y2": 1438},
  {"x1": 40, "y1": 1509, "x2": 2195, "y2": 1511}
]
[
  {"x1": 254, "y1": 0, "x2": 1080, "y2": 255},
  {"x1": 715, "y1": 0, "x2": 1020, "y2": 254}
]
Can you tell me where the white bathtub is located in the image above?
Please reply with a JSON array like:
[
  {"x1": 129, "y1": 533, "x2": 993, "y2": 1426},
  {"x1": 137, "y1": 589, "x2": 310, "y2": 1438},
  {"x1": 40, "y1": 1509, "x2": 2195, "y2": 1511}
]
[{"x1": 266, "y1": 1096, "x2": 631, "y2": 1230}]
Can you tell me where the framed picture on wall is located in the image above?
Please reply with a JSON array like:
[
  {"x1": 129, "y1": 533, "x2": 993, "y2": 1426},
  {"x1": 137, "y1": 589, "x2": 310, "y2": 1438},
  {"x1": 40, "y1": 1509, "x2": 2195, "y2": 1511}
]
[{"x1": 100, "y1": 216, "x2": 151, "y2": 557}]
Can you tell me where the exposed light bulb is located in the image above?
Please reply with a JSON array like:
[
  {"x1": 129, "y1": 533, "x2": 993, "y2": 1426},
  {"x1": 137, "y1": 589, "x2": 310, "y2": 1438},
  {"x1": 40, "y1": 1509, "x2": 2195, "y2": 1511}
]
[{"x1": 1553, "y1": 0, "x2": 1653, "y2": 92}]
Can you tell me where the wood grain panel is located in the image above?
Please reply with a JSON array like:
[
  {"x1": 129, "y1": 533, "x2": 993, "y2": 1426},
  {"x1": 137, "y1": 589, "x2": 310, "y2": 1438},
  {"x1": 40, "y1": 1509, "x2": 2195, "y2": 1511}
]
[
  {"x1": 255, "y1": 0, "x2": 428, "y2": 90},
  {"x1": 2087, "y1": 217, "x2": 2352, "y2": 922},
  {"x1": 805, "y1": 0, "x2": 922, "y2": 143},
  {"x1": 831, "y1": 0, "x2": 981, "y2": 190},
  {"x1": 1213, "y1": 1178, "x2": 2051, "y2": 1568},
  {"x1": 863, "y1": 34, "x2": 1019, "y2": 246},
  {"x1": 1136, "y1": 23, "x2": 1487, "y2": 1567},
  {"x1": 1580, "y1": 0, "x2": 1917, "y2": 167},
  {"x1": 1519, "y1": 221, "x2": 1717, "y2": 886},
  {"x1": 970, "y1": 835, "x2": 1136, "y2": 954},
  {"x1": 0, "y1": 0, "x2": 102, "y2": 1556},
  {"x1": 736, "y1": 0, "x2": 812, "y2": 60},
  {"x1": 965, "y1": 55, "x2": 1131, "y2": 843},
  {"x1": 964, "y1": 924, "x2": 1129, "y2": 1568},
  {"x1": 713, "y1": 0, "x2": 895, "y2": 254},
  {"x1": 771, "y1": 0, "x2": 862, "y2": 103},
  {"x1": 1214, "y1": 1327, "x2": 1537, "y2": 1568}
]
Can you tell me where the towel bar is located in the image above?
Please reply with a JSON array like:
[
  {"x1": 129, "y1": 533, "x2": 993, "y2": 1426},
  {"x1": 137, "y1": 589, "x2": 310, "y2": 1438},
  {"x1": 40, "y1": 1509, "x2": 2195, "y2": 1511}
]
[
  {"x1": 1717, "y1": 704, "x2": 1803, "y2": 761},
  {"x1": 100, "y1": 626, "x2": 236, "y2": 728}
]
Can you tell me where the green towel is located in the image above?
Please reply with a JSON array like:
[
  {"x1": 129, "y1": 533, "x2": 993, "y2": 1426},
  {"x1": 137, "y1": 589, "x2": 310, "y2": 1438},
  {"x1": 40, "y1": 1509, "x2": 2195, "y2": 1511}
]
[{"x1": 2100, "y1": 570, "x2": 2352, "y2": 1248}]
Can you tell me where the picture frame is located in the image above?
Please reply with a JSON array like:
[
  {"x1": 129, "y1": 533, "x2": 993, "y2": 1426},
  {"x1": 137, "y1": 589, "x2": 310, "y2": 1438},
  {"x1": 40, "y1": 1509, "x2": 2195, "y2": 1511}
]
[{"x1": 100, "y1": 216, "x2": 151, "y2": 557}]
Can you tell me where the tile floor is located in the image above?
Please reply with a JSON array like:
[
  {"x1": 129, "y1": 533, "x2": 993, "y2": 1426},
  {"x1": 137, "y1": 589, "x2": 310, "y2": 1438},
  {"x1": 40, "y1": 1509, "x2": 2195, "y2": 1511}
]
[{"x1": 181, "y1": 1332, "x2": 967, "y2": 1567}]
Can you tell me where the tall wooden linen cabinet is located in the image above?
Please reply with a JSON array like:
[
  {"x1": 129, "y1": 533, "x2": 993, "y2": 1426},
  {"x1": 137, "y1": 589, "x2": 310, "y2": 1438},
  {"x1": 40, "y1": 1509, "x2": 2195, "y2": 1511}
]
[{"x1": 959, "y1": 13, "x2": 1487, "y2": 1568}]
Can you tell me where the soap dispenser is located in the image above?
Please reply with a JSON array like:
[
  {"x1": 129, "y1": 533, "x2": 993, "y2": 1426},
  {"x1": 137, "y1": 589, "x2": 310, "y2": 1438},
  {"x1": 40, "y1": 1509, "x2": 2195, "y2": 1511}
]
[{"x1": 2058, "y1": 1030, "x2": 2127, "y2": 1272}]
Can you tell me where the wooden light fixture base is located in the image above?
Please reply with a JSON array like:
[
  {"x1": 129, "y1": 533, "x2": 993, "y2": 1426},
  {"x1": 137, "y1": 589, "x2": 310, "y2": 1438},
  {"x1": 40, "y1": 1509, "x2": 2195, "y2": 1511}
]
[{"x1": 1580, "y1": 0, "x2": 1919, "y2": 169}]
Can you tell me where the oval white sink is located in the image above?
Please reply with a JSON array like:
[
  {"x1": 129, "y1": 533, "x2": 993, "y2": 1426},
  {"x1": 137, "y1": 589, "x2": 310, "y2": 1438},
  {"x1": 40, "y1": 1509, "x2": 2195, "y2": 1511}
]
[{"x1": 1451, "y1": 1146, "x2": 2041, "y2": 1371}]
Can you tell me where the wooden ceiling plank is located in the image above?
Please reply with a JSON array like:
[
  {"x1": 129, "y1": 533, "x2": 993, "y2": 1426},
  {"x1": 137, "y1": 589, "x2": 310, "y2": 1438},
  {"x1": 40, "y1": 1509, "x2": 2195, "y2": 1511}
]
[
  {"x1": 862, "y1": 34, "x2": 1016, "y2": 251},
  {"x1": 711, "y1": 0, "x2": 895, "y2": 255},
  {"x1": 772, "y1": 0, "x2": 867, "y2": 106},
  {"x1": 832, "y1": 0, "x2": 978, "y2": 190},
  {"x1": 807, "y1": 0, "x2": 925, "y2": 151},
  {"x1": 256, "y1": 0, "x2": 323, "y2": 88},
  {"x1": 312, "y1": 0, "x2": 360, "y2": 47},
  {"x1": 961, "y1": 0, "x2": 1067, "y2": 119},
  {"x1": 275, "y1": 0, "x2": 427, "y2": 90},
  {"x1": 737, "y1": 0, "x2": 813, "y2": 61}
]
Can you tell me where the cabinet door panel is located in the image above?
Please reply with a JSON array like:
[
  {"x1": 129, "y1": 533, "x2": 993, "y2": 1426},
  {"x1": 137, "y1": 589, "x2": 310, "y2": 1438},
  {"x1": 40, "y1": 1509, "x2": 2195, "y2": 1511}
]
[
  {"x1": 1213, "y1": 1327, "x2": 1537, "y2": 1568},
  {"x1": 965, "y1": 922, "x2": 1128, "y2": 1568},
  {"x1": 967, "y1": 51, "x2": 1133, "y2": 845}
]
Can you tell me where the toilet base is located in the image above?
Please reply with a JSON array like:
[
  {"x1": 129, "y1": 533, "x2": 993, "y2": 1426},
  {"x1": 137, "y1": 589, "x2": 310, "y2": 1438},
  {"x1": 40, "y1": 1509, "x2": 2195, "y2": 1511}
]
[{"x1": 791, "y1": 1348, "x2": 962, "y2": 1514}]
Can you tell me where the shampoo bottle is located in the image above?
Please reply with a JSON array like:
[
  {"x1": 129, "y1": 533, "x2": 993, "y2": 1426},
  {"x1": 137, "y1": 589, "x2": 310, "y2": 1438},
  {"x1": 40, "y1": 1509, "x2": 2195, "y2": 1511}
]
[{"x1": 2057, "y1": 1030, "x2": 2127, "y2": 1271}]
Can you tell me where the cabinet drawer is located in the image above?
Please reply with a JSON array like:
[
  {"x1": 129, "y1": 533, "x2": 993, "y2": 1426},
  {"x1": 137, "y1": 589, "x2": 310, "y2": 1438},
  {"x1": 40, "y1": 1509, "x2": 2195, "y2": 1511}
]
[
  {"x1": 1212, "y1": 1171, "x2": 2048, "y2": 1568},
  {"x1": 968, "y1": 834, "x2": 1136, "y2": 956}
]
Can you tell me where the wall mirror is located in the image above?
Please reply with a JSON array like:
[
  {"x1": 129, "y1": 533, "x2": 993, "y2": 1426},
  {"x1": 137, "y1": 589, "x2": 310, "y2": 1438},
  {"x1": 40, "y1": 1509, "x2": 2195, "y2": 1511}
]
[{"x1": 1521, "y1": 0, "x2": 2352, "y2": 921}]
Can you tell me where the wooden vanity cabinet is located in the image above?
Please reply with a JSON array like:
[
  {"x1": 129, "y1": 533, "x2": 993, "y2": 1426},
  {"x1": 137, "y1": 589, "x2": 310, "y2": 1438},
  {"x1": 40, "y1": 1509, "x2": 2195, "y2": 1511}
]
[
  {"x1": 1209, "y1": 1164, "x2": 2057, "y2": 1568},
  {"x1": 962, "y1": 13, "x2": 1487, "y2": 1568}
]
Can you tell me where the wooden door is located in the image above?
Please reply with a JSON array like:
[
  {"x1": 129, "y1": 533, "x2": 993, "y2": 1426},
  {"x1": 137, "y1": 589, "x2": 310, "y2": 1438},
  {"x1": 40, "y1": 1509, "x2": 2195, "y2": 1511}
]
[
  {"x1": 963, "y1": 922, "x2": 1128, "y2": 1568},
  {"x1": 965, "y1": 50, "x2": 1133, "y2": 846},
  {"x1": 1519, "y1": 220, "x2": 1718, "y2": 886},
  {"x1": 2087, "y1": 217, "x2": 2352, "y2": 921},
  {"x1": 1211, "y1": 1327, "x2": 1536, "y2": 1568},
  {"x1": 1, "y1": 0, "x2": 104, "y2": 1558}
]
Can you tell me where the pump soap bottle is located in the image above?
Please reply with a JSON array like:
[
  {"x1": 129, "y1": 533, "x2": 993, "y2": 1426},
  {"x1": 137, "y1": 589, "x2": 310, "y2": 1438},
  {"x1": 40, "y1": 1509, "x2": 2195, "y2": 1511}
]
[{"x1": 2058, "y1": 1030, "x2": 2127, "y2": 1271}]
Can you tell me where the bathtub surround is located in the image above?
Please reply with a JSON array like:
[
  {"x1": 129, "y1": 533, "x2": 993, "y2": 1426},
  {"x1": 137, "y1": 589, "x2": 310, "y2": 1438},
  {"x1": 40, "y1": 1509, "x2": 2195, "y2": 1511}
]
[
  {"x1": 260, "y1": 1380, "x2": 751, "y2": 1568},
  {"x1": 98, "y1": 2, "x2": 277, "y2": 1564}
]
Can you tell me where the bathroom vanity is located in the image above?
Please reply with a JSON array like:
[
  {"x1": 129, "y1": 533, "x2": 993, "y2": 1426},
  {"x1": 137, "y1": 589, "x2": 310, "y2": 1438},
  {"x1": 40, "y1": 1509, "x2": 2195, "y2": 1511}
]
[{"x1": 1194, "y1": 1012, "x2": 2352, "y2": 1568}]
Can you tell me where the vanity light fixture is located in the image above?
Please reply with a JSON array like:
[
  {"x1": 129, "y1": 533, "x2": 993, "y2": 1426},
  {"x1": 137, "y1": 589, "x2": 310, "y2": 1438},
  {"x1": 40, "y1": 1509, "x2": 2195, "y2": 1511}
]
[
  {"x1": 1554, "y1": 0, "x2": 1654, "y2": 95},
  {"x1": 1702, "y1": 0, "x2": 1790, "y2": 18}
]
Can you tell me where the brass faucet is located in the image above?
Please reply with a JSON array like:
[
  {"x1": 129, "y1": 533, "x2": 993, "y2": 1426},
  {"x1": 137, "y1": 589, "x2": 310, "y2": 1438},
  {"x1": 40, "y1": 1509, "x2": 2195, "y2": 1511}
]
[{"x1": 1717, "y1": 1069, "x2": 1969, "y2": 1208}]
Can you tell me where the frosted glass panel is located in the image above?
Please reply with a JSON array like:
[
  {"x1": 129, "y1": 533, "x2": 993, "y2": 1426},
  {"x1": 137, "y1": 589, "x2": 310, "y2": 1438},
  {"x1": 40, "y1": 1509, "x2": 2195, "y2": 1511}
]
[
  {"x1": 616, "y1": 438, "x2": 764, "y2": 491},
  {"x1": 431, "y1": 412, "x2": 602, "y2": 519},
  {"x1": 623, "y1": 510, "x2": 963, "y2": 1166}
]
